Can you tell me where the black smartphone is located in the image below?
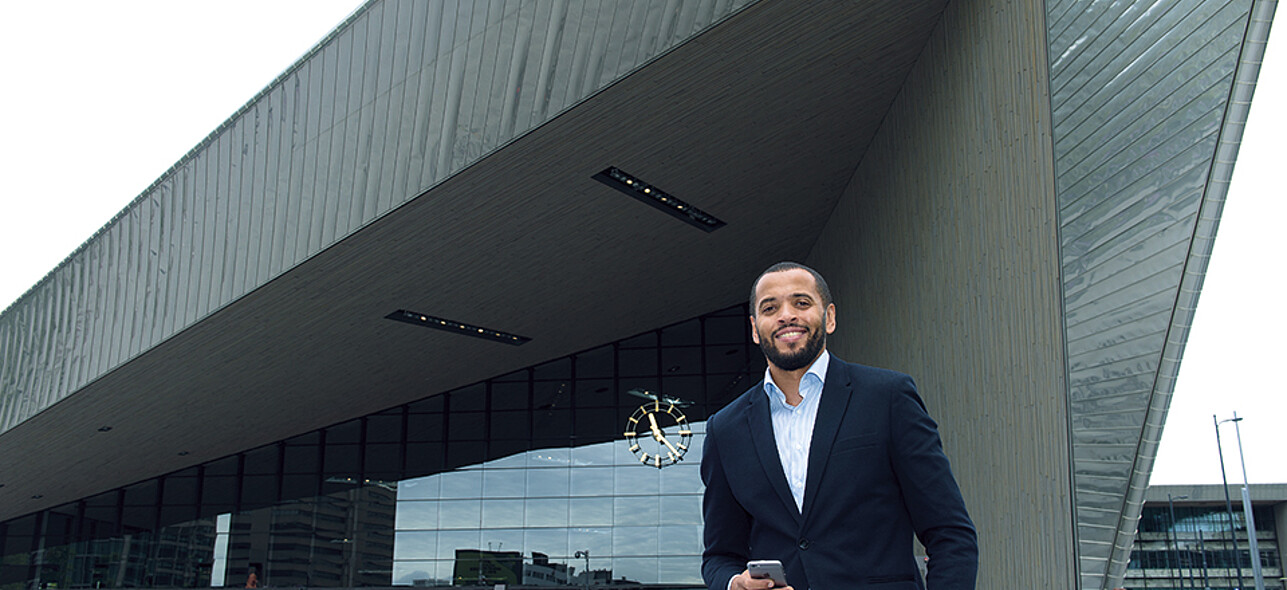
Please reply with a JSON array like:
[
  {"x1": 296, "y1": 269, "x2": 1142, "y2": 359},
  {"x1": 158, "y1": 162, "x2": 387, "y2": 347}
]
[{"x1": 747, "y1": 559, "x2": 788, "y2": 587}]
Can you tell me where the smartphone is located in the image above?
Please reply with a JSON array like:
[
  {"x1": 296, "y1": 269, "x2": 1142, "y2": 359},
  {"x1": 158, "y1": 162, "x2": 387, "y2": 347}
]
[{"x1": 747, "y1": 559, "x2": 788, "y2": 587}]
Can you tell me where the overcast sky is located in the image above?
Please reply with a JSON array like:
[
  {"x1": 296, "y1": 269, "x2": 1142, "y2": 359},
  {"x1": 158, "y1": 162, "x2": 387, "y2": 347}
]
[{"x1": 0, "y1": 2, "x2": 1282, "y2": 486}]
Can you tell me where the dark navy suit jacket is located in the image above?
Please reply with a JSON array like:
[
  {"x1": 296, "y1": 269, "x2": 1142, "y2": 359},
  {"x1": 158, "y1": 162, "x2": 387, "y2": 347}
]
[{"x1": 701, "y1": 357, "x2": 977, "y2": 589}]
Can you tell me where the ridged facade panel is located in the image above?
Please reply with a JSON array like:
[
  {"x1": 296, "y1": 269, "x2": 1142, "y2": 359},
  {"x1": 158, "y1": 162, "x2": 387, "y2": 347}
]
[
  {"x1": 1045, "y1": 0, "x2": 1273, "y2": 586},
  {"x1": 806, "y1": 0, "x2": 1071, "y2": 586},
  {"x1": 0, "y1": 0, "x2": 753, "y2": 435}
]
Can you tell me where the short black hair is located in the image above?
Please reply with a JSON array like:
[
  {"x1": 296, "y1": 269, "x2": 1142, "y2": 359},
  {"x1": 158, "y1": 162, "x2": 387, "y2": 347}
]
[{"x1": 749, "y1": 261, "x2": 833, "y2": 315}]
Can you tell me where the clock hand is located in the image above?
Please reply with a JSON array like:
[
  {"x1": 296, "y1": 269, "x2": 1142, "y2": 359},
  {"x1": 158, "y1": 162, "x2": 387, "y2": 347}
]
[
  {"x1": 647, "y1": 412, "x2": 664, "y2": 438},
  {"x1": 657, "y1": 434, "x2": 681, "y2": 456}
]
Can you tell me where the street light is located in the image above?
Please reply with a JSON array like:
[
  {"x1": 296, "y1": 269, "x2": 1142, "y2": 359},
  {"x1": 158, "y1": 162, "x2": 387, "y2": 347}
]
[
  {"x1": 574, "y1": 550, "x2": 591, "y2": 590},
  {"x1": 1167, "y1": 493, "x2": 1189, "y2": 588},
  {"x1": 1229, "y1": 413, "x2": 1266, "y2": 590},
  {"x1": 1215, "y1": 415, "x2": 1244, "y2": 589}
]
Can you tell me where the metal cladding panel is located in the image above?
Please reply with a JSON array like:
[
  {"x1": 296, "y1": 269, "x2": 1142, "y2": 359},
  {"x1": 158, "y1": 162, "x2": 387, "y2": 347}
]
[
  {"x1": 0, "y1": 0, "x2": 754, "y2": 435},
  {"x1": 806, "y1": 0, "x2": 1072, "y2": 586},
  {"x1": 1046, "y1": 0, "x2": 1277, "y2": 587}
]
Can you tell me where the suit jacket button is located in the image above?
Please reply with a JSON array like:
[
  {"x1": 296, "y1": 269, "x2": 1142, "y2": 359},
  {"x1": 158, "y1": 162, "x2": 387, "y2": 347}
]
[{"x1": 798, "y1": 538, "x2": 811, "y2": 550}]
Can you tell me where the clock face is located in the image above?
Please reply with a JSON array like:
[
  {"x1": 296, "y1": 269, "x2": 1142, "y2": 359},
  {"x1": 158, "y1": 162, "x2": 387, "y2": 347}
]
[{"x1": 624, "y1": 399, "x2": 692, "y2": 468}]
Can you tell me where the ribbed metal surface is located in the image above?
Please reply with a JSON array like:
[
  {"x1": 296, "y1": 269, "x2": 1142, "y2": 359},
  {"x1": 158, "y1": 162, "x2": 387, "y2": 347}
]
[
  {"x1": 1046, "y1": 0, "x2": 1275, "y2": 586},
  {"x1": 0, "y1": 0, "x2": 753, "y2": 435},
  {"x1": 806, "y1": 0, "x2": 1072, "y2": 586}
]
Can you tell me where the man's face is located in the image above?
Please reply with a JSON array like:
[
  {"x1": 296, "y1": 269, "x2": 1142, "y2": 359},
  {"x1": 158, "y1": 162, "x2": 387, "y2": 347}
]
[{"x1": 750, "y1": 268, "x2": 836, "y2": 372}]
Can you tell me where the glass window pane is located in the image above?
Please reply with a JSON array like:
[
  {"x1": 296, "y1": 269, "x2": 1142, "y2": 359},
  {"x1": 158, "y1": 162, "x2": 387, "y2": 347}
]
[
  {"x1": 366, "y1": 414, "x2": 404, "y2": 443},
  {"x1": 575, "y1": 378, "x2": 616, "y2": 407},
  {"x1": 365, "y1": 443, "x2": 403, "y2": 479},
  {"x1": 523, "y1": 497, "x2": 568, "y2": 527},
  {"x1": 122, "y1": 479, "x2": 158, "y2": 506},
  {"x1": 614, "y1": 495, "x2": 660, "y2": 527},
  {"x1": 661, "y1": 346, "x2": 703, "y2": 375},
  {"x1": 660, "y1": 464, "x2": 703, "y2": 495},
  {"x1": 615, "y1": 465, "x2": 661, "y2": 496},
  {"x1": 408, "y1": 395, "x2": 444, "y2": 414},
  {"x1": 405, "y1": 442, "x2": 444, "y2": 478},
  {"x1": 396, "y1": 500, "x2": 439, "y2": 530},
  {"x1": 490, "y1": 381, "x2": 529, "y2": 410},
  {"x1": 491, "y1": 410, "x2": 530, "y2": 440},
  {"x1": 574, "y1": 407, "x2": 619, "y2": 440},
  {"x1": 282, "y1": 444, "x2": 320, "y2": 474},
  {"x1": 326, "y1": 419, "x2": 362, "y2": 444},
  {"x1": 707, "y1": 343, "x2": 751, "y2": 374},
  {"x1": 394, "y1": 530, "x2": 438, "y2": 560},
  {"x1": 203, "y1": 470, "x2": 238, "y2": 503},
  {"x1": 438, "y1": 500, "x2": 482, "y2": 529},
  {"x1": 448, "y1": 412, "x2": 486, "y2": 441},
  {"x1": 657, "y1": 525, "x2": 702, "y2": 556},
  {"x1": 619, "y1": 348, "x2": 657, "y2": 377},
  {"x1": 612, "y1": 556, "x2": 660, "y2": 584},
  {"x1": 658, "y1": 556, "x2": 705, "y2": 585},
  {"x1": 571, "y1": 440, "x2": 616, "y2": 466},
  {"x1": 567, "y1": 527, "x2": 612, "y2": 559},
  {"x1": 575, "y1": 345, "x2": 615, "y2": 379},
  {"x1": 483, "y1": 469, "x2": 526, "y2": 498},
  {"x1": 533, "y1": 357, "x2": 571, "y2": 381},
  {"x1": 437, "y1": 530, "x2": 482, "y2": 560},
  {"x1": 440, "y1": 469, "x2": 483, "y2": 498},
  {"x1": 322, "y1": 444, "x2": 361, "y2": 477},
  {"x1": 569, "y1": 467, "x2": 613, "y2": 497},
  {"x1": 619, "y1": 331, "x2": 657, "y2": 349},
  {"x1": 449, "y1": 383, "x2": 486, "y2": 411},
  {"x1": 407, "y1": 413, "x2": 444, "y2": 442},
  {"x1": 568, "y1": 497, "x2": 613, "y2": 527},
  {"x1": 659, "y1": 495, "x2": 703, "y2": 526},
  {"x1": 705, "y1": 314, "x2": 749, "y2": 345},
  {"x1": 532, "y1": 409, "x2": 571, "y2": 440},
  {"x1": 660, "y1": 319, "x2": 701, "y2": 346},
  {"x1": 481, "y1": 499, "x2": 524, "y2": 528},
  {"x1": 243, "y1": 444, "x2": 280, "y2": 475},
  {"x1": 524, "y1": 528, "x2": 570, "y2": 560},
  {"x1": 526, "y1": 467, "x2": 569, "y2": 497},
  {"x1": 241, "y1": 474, "x2": 279, "y2": 508}
]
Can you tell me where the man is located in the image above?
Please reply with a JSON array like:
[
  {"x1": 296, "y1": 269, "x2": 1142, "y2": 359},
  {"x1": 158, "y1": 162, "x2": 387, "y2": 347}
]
[{"x1": 701, "y1": 262, "x2": 977, "y2": 590}]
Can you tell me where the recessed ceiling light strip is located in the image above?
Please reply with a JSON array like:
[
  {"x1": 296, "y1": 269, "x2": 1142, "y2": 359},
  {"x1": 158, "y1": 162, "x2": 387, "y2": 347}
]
[
  {"x1": 592, "y1": 166, "x2": 726, "y2": 232},
  {"x1": 385, "y1": 310, "x2": 531, "y2": 345}
]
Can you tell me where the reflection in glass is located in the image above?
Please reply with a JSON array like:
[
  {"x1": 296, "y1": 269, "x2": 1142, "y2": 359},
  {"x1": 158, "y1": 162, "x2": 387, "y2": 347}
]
[{"x1": 2, "y1": 303, "x2": 757, "y2": 588}]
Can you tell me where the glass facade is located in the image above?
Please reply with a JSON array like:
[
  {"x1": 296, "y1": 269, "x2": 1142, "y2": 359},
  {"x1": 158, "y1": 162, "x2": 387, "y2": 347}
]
[
  {"x1": 0, "y1": 304, "x2": 764, "y2": 589},
  {"x1": 1124, "y1": 503, "x2": 1283, "y2": 590}
]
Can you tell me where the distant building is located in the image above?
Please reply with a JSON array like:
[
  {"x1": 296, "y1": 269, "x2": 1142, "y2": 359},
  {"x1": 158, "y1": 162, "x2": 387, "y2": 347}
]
[{"x1": 1125, "y1": 484, "x2": 1286, "y2": 589}]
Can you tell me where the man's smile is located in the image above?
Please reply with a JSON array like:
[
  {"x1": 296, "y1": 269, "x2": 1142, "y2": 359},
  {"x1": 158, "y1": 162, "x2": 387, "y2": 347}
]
[{"x1": 774, "y1": 325, "x2": 808, "y2": 343}]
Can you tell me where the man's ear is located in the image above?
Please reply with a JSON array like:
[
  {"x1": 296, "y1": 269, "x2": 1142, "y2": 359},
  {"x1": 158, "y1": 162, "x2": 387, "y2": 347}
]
[
  {"x1": 825, "y1": 303, "x2": 836, "y2": 334},
  {"x1": 749, "y1": 315, "x2": 760, "y2": 344}
]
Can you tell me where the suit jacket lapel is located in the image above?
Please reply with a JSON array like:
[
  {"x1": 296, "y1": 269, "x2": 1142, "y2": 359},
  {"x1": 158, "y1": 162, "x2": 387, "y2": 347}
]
[
  {"x1": 746, "y1": 380, "x2": 803, "y2": 522},
  {"x1": 801, "y1": 357, "x2": 854, "y2": 520}
]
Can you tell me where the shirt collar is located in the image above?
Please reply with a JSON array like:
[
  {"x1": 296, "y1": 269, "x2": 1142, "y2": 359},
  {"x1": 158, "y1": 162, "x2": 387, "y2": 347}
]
[{"x1": 763, "y1": 349, "x2": 830, "y2": 404}]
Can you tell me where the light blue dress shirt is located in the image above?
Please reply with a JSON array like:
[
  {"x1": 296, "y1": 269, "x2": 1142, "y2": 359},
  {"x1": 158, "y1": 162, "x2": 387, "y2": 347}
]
[{"x1": 763, "y1": 350, "x2": 830, "y2": 513}]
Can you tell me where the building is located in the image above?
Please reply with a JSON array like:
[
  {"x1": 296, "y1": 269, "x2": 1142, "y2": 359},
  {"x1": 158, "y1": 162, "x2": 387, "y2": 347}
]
[
  {"x1": 0, "y1": 0, "x2": 1278, "y2": 588},
  {"x1": 1125, "y1": 484, "x2": 1287, "y2": 589}
]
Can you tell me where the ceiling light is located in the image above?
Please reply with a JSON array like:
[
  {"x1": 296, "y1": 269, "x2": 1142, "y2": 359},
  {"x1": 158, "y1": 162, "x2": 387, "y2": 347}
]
[
  {"x1": 593, "y1": 167, "x2": 726, "y2": 232},
  {"x1": 385, "y1": 310, "x2": 531, "y2": 345},
  {"x1": 98, "y1": 426, "x2": 112, "y2": 432}
]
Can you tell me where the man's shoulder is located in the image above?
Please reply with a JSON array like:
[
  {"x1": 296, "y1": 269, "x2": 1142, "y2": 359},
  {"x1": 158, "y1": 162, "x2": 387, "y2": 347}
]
[
  {"x1": 829, "y1": 356, "x2": 915, "y2": 389},
  {"x1": 707, "y1": 382, "x2": 760, "y2": 432}
]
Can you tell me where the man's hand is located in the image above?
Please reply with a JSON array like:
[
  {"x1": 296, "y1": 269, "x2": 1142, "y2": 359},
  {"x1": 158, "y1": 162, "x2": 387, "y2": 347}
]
[{"x1": 730, "y1": 570, "x2": 794, "y2": 590}]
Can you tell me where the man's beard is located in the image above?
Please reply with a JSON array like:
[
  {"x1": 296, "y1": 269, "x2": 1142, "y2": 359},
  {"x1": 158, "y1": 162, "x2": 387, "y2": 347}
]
[{"x1": 759, "y1": 322, "x2": 826, "y2": 371}]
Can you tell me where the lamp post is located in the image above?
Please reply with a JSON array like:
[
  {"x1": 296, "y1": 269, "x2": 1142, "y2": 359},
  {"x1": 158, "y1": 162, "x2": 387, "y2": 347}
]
[
  {"x1": 1229, "y1": 413, "x2": 1265, "y2": 590},
  {"x1": 574, "y1": 550, "x2": 590, "y2": 590},
  {"x1": 1214, "y1": 415, "x2": 1244, "y2": 589},
  {"x1": 1168, "y1": 493, "x2": 1189, "y2": 588}
]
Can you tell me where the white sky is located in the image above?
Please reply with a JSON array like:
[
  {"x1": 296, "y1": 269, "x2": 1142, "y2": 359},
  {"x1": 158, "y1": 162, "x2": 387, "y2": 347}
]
[{"x1": 0, "y1": 3, "x2": 1282, "y2": 485}]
